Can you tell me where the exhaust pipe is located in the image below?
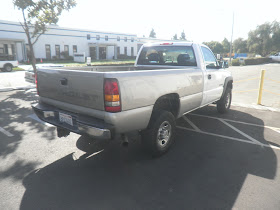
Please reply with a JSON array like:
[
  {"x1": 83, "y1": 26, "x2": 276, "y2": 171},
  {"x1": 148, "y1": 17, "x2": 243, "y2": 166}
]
[
  {"x1": 121, "y1": 134, "x2": 129, "y2": 147},
  {"x1": 57, "y1": 127, "x2": 70, "y2": 138}
]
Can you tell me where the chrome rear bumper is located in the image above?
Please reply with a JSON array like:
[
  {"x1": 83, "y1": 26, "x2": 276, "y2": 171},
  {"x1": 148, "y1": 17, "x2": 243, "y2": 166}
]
[{"x1": 32, "y1": 102, "x2": 112, "y2": 140}]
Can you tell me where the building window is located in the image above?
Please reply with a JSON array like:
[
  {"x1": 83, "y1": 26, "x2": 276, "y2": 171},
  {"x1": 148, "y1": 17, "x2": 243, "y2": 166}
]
[
  {"x1": 11, "y1": 44, "x2": 15, "y2": 55},
  {"x1": 55, "y1": 45, "x2": 60, "y2": 58},
  {"x1": 131, "y1": 37, "x2": 134, "y2": 42},
  {"x1": 73, "y1": 45, "x2": 77, "y2": 53},
  {"x1": 64, "y1": 45, "x2": 69, "y2": 57},
  {"x1": 4, "y1": 44, "x2": 8, "y2": 54},
  {"x1": 124, "y1": 37, "x2": 127, "y2": 42},
  {"x1": 124, "y1": 47, "x2": 127, "y2": 55},
  {"x1": 117, "y1": 36, "x2": 120, "y2": 41},
  {"x1": 131, "y1": 47, "x2": 134, "y2": 56},
  {"x1": 105, "y1": 36, "x2": 108, "y2": 41},
  {"x1": 117, "y1": 47, "x2": 120, "y2": 57},
  {"x1": 45, "y1": 44, "x2": 51, "y2": 60},
  {"x1": 87, "y1": 34, "x2": 91, "y2": 40},
  {"x1": 96, "y1": 35, "x2": 100, "y2": 40}
]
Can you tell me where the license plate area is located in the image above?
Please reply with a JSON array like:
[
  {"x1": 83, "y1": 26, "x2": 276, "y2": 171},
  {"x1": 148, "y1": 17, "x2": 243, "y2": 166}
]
[{"x1": 59, "y1": 112, "x2": 73, "y2": 126}]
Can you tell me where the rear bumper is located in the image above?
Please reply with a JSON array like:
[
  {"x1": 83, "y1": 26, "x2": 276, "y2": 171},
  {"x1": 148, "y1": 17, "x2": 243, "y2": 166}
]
[
  {"x1": 32, "y1": 102, "x2": 113, "y2": 139},
  {"x1": 25, "y1": 77, "x2": 35, "y2": 84},
  {"x1": 25, "y1": 72, "x2": 35, "y2": 84}
]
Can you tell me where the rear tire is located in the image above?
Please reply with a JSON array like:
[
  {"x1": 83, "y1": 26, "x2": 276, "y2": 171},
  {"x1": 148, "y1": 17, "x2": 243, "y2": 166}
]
[
  {"x1": 217, "y1": 88, "x2": 232, "y2": 114},
  {"x1": 141, "y1": 110, "x2": 176, "y2": 157},
  {"x1": 3, "y1": 64, "x2": 13, "y2": 72}
]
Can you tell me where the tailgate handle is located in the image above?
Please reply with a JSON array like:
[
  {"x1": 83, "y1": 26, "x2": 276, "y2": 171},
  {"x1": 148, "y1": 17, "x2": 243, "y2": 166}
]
[{"x1": 60, "y1": 78, "x2": 68, "y2": 85}]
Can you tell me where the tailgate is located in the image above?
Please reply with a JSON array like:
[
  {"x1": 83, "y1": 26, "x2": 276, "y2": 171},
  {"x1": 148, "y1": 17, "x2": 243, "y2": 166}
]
[{"x1": 37, "y1": 69, "x2": 105, "y2": 110}]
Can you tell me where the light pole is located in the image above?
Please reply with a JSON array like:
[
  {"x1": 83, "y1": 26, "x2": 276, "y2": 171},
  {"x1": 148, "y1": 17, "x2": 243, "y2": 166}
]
[{"x1": 229, "y1": 13, "x2": 234, "y2": 63}]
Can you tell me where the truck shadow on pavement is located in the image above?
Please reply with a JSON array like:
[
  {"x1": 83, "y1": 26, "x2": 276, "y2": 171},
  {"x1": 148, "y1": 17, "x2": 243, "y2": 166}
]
[
  {"x1": 0, "y1": 90, "x2": 55, "y2": 180},
  {"x1": 0, "y1": 90, "x2": 56, "y2": 157},
  {"x1": 19, "y1": 108, "x2": 277, "y2": 210}
]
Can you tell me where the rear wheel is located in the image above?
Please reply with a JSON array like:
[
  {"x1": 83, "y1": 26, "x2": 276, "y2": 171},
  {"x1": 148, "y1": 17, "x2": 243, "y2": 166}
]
[
  {"x1": 3, "y1": 64, "x2": 13, "y2": 72},
  {"x1": 141, "y1": 110, "x2": 176, "y2": 157},
  {"x1": 217, "y1": 88, "x2": 232, "y2": 113}
]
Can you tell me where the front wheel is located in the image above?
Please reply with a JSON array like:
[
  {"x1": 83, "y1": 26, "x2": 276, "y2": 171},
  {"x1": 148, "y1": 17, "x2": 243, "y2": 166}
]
[
  {"x1": 4, "y1": 64, "x2": 13, "y2": 72},
  {"x1": 217, "y1": 88, "x2": 232, "y2": 114},
  {"x1": 141, "y1": 110, "x2": 176, "y2": 157}
]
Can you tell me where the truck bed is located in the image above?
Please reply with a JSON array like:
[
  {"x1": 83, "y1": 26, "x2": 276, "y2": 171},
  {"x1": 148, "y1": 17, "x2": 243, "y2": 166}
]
[
  {"x1": 57, "y1": 65, "x2": 186, "y2": 72},
  {"x1": 37, "y1": 66, "x2": 203, "y2": 114}
]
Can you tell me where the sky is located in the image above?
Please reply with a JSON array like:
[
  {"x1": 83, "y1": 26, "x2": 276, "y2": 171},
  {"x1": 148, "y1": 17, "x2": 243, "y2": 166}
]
[{"x1": 1, "y1": 0, "x2": 280, "y2": 43}]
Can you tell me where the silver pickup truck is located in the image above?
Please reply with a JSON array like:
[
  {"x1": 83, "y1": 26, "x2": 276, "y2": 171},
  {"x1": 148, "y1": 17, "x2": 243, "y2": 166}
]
[{"x1": 32, "y1": 42, "x2": 233, "y2": 156}]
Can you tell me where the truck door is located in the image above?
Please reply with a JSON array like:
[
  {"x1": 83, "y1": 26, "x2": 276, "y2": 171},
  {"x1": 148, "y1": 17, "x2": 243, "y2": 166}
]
[{"x1": 200, "y1": 46, "x2": 224, "y2": 106}]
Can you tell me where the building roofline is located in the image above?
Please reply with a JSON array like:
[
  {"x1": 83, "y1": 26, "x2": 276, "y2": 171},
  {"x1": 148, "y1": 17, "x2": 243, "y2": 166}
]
[{"x1": 0, "y1": 19, "x2": 137, "y2": 37}]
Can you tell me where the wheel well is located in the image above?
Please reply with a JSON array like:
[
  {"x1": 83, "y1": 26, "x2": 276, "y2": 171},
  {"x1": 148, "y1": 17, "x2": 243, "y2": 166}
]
[
  {"x1": 4, "y1": 63, "x2": 13, "y2": 68},
  {"x1": 227, "y1": 80, "x2": 233, "y2": 89},
  {"x1": 152, "y1": 94, "x2": 180, "y2": 118}
]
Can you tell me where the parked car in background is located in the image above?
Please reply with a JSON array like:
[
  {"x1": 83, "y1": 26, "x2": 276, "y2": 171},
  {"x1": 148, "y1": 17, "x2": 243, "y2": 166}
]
[
  {"x1": 0, "y1": 54, "x2": 18, "y2": 72},
  {"x1": 269, "y1": 52, "x2": 280, "y2": 62},
  {"x1": 25, "y1": 64, "x2": 65, "y2": 83}
]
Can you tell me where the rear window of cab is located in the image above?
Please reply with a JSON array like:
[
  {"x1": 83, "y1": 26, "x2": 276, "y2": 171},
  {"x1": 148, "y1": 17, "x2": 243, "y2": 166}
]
[{"x1": 137, "y1": 45, "x2": 197, "y2": 66}]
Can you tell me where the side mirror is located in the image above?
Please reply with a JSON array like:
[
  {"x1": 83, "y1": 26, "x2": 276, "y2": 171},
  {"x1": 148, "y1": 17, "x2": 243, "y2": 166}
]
[
  {"x1": 218, "y1": 61, "x2": 224, "y2": 68},
  {"x1": 218, "y1": 61, "x2": 229, "y2": 68},
  {"x1": 224, "y1": 61, "x2": 229, "y2": 68}
]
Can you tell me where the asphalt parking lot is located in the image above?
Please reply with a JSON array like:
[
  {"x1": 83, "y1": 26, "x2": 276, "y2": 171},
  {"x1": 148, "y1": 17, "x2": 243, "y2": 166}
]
[{"x1": 1, "y1": 89, "x2": 280, "y2": 209}]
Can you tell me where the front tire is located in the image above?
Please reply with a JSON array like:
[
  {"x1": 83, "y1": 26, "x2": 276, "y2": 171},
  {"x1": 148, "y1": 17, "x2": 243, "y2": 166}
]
[
  {"x1": 217, "y1": 88, "x2": 232, "y2": 114},
  {"x1": 141, "y1": 110, "x2": 176, "y2": 157},
  {"x1": 3, "y1": 64, "x2": 13, "y2": 72}
]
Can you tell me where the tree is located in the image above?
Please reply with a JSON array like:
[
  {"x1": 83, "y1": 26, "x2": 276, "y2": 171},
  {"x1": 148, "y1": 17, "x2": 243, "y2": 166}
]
[
  {"x1": 203, "y1": 41, "x2": 224, "y2": 54},
  {"x1": 149, "y1": 28, "x2": 156, "y2": 38},
  {"x1": 172, "y1": 34, "x2": 178, "y2": 40},
  {"x1": 271, "y1": 21, "x2": 280, "y2": 53},
  {"x1": 247, "y1": 22, "x2": 273, "y2": 56},
  {"x1": 13, "y1": 0, "x2": 76, "y2": 72},
  {"x1": 180, "y1": 30, "x2": 186, "y2": 40},
  {"x1": 233, "y1": 38, "x2": 248, "y2": 53},
  {"x1": 222, "y1": 38, "x2": 230, "y2": 53}
]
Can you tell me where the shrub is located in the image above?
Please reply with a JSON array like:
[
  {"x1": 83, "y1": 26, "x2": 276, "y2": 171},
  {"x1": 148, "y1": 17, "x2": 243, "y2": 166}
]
[
  {"x1": 117, "y1": 54, "x2": 136, "y2": 60},
  {"x1": 244, "y1": 57, "x2": 272, "y2": 65},
  {"x1": 231, "y1": 59, "x2": 240, "y2": 66},
  {"x1": 60, "y1": 51, "x2": 73, "y2": 60}
]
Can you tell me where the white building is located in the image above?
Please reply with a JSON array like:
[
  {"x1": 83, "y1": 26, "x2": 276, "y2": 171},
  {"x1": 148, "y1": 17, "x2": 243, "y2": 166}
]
[{"x1": 0, "y1": 20, "x2": 138, "y2": 62}]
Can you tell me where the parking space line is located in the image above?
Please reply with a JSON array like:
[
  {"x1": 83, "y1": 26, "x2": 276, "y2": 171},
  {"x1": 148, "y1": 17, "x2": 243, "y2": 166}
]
[
  {"x1": 176, "y1": 126, "x2": 280, "y2": 150},
  {"x1": 219, "y1": 119, "x2": 262, "y2": 145},
  {"x1": 28, "y1": 114, "x2": 54, "y2": 127},
  {"x1": 233, "y1": 89, "x2": 258, "y2": 93},
  {"x1": 271, "y1": 128, "x2": 280, "y2": 134},
  {"x1": 189, "y1": 113, "x2": 280, "y2": 131},
  {"x1": 0, "y1": 127, "x2": 14, "y2": 137},
  {"x1": 183, "y1": 116, "x2": 201, "y2": 132}
]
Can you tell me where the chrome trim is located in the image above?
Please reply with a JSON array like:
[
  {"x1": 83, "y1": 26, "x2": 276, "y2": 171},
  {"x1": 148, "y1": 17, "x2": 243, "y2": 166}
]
[
  {"x1": 43, "y1": 111, "x2": 55, "y2": 118},
  {"x1": 77, "y1": 123, "x2": 111, "y2": 139}
]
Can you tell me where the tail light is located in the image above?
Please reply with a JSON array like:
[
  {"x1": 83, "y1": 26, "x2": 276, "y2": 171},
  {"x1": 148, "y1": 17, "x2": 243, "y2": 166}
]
[
  {"x1": 104, "y1": 78, "x2": 121, "y2": 112},
  {"x1": 35, "y1": 72, "x2": 39, "y2": 95}
]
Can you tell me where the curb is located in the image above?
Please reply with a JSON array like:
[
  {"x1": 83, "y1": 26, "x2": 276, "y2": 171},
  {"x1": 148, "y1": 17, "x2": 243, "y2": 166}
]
[
  {"x1": 232, "y1": 102, "x2": 280, "y2": 112},
  {"x1": 0, "y1": 85, "x2": 35, "y2": 92}
]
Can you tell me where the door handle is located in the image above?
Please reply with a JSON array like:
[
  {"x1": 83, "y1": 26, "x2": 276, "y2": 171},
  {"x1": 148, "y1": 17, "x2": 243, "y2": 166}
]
[
  {"x1": 60, "y1": 78, "x2": 68, "y2": 85},
  {"x1": 208, "y1": 74, "x2": 212, "y2": 80}
]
